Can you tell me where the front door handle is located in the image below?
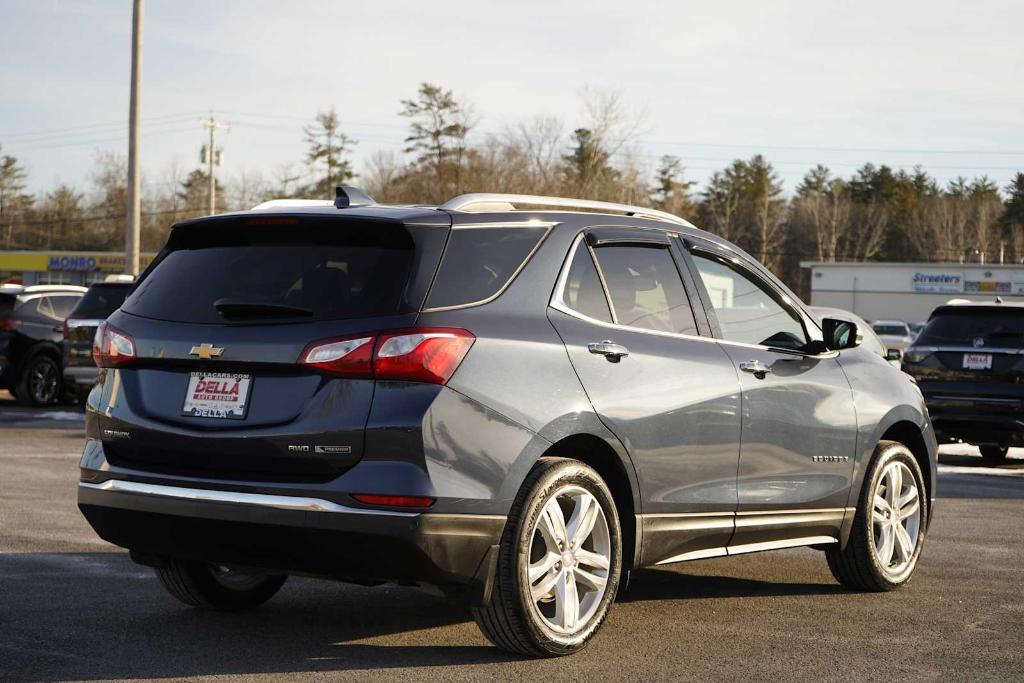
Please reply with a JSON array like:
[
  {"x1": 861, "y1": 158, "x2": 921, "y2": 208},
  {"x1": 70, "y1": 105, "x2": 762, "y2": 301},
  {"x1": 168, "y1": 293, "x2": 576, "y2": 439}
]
[
  {"x1": 588, "y1": 340, "x2": 629, "y2": 363},
  {"x1": 739, "y1": 360, "x2": 771, "y2": 378}
]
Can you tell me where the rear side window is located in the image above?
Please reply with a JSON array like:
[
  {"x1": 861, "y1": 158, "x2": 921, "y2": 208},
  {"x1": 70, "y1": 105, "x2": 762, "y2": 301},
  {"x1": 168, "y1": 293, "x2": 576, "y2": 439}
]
[
  {"x1": 561, "y1": 242, "x2": 612, "y2": 323},
  {"x1": 123, "y1": 221, "x2": 417, "y2": 324},
  {"x1": 48, "y1": 295, "x2": 80, "y2": 320},
  {"x1": 917, "y1": 310, "x2": 1024, "y2": 346},
  {"x1": 592, "y1": 245, "x2": 697, "y2": 335},
  {"x1": 71, "y1": 285, "x2": 132, "y2": 319},
  {"x1": 424, "y1": 226, "x2": 548, "y2": 310}
]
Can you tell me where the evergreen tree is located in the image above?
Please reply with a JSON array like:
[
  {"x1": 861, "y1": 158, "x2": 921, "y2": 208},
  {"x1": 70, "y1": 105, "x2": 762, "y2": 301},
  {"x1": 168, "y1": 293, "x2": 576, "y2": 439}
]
[
  {"x1": 650, "y1": 155, "x2": 695, "y2": 218},
  {"x1": 400, "y1": 83, "x2": 474, "y2": 202},
  {"x1": 562, "y1": 128, "x2": 617, "y2": 197},
  {"x1": 0, "y1": 147, "x2": 32, "y2": 248},
  {"x1": 303, "y1": 108, "x2": 355, "y2": 198}
]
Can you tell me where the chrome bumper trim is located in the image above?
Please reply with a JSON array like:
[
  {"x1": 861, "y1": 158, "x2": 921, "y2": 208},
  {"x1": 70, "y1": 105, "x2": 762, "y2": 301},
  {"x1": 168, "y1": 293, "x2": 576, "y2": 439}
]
[{"x1": 79, "y1": 480, "x2": 417, "y2": 517}]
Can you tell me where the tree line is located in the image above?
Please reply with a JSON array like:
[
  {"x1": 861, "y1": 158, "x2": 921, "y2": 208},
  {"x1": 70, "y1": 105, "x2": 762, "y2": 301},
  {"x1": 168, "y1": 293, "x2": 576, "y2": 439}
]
[{"x1": 2, "y1": 82, "x2": 1023, "y2": 297}]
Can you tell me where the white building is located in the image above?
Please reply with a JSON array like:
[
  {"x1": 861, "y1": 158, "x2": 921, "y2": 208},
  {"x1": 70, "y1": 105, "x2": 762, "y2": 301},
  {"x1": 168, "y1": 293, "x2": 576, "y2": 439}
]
[{"x1": 801, "y1": 261, "x2": 1024, "y2": 323}]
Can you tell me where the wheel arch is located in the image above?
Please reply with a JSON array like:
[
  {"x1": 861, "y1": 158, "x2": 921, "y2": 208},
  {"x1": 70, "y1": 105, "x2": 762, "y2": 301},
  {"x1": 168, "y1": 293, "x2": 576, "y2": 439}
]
[
  {"x1": 539, "y1": 432, "x2": 641, "y2": 571},
  {"x1": 880, "y1": 420, "x2": 934, "y2": 510}
]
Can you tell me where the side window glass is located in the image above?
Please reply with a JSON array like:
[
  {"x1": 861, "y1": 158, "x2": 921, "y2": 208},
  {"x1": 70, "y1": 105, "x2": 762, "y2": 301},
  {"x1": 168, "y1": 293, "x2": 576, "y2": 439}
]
[
  {"x1": 36, "y1": 297, "x2": 57, "y2": 320},
  {"x1": 425, "y1": 226, "x2": 548, "y2": 309},
  {"x1": 560, "y1": 242, "x2": 612, "y2": 323},
  {"x1": 690, "y1": 252, "x2": 807, "y2": 349},
  {"x1": 49, "y1": 296, "x2": 79, "y2": 320},
  {"x1": 592, "y1": 245, "x2": 698, "y2": 335}
]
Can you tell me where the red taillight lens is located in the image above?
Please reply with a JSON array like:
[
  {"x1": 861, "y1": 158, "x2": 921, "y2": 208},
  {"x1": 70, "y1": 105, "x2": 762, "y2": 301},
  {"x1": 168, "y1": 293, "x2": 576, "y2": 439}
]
[
  {"x1": 299, "y1": 335, "x2": 374, "y2": 377},
  {"x1": 0, "y1": 318, "x2": 19, "y2": 332},
  {"x1": 92, "y1": 321, "x2": 136, "y2": 367},
  {"x1": 299, "y1": 327, "x2": 474, "y2": 385},
  {"x1": 374, "y1": 328, "x2": 475, "y2": 384},
  {"x1": 351, "y1": 494, "x2": 435, "y2": 508}
]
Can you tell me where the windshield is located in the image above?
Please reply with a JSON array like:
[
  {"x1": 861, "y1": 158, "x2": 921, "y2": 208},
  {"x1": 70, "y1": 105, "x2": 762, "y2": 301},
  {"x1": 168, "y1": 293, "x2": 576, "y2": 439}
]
[
  {"x1": 916, "y1": 309, "x2": 1024, "y2": 347},
  {"x1": 872, "y1": 324, "x2": 908, "y2": 336},
  {"x1": 122, "y1": 220, "x2": 417, "y2": 324}
]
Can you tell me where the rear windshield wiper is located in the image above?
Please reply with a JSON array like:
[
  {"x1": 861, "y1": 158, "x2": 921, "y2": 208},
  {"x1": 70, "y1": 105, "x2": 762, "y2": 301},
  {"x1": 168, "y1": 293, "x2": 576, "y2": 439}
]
[{"x1": 214, "y1": 298, "x2": 314, "y2": 319}]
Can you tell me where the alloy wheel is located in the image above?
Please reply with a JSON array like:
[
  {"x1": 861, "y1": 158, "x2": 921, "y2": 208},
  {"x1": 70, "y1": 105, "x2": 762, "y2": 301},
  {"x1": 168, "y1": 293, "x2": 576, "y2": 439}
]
[
  {"x1": 526, "y1": 485, "x2": 611, "y2": 637},
  {"x1": 28, "y1": 359, "x2": 58, "y2": 404},
  {"x1": 871, "y1": 461, "x2": 921, "y2": 576}
]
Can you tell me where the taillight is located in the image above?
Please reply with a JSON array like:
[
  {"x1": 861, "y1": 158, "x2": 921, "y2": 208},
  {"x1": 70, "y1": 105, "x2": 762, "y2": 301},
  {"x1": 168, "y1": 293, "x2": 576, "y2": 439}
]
[
  {"x1": 0, "y1": 318, "x2": 18, "y2": 332},
  {"x1": 93, "y1": 321, "x2": 136, "y2": 367},
  {"x1": 351, "y1": 493, "x2": 435, "y2": 508},
  {"x1": 299, "y1": 327, "x2": 475, "y2": 384}
]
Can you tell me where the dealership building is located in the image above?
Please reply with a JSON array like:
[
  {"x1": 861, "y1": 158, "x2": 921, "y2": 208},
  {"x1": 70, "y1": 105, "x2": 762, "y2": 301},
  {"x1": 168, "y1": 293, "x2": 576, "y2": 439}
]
[
  {"x1": 802, "y1": 261, "x2": 1024, "y2": 323},
  {"x1": 0, "y1": 250, "x2": 157, "y2": 286}
]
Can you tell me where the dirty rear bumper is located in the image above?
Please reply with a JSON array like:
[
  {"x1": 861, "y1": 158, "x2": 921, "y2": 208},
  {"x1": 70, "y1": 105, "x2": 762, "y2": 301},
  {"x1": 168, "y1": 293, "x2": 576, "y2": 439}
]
[{"x1": 78, "y1": 480, "x2": 504, "y2": 592}]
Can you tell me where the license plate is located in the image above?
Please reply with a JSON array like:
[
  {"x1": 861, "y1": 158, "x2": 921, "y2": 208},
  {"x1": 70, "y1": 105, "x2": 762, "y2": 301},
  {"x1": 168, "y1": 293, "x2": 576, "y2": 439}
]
[
  {"x1": 962, "y1": 353, "x2": 992, "y2": 370},
  {"x1": 182, "y1": 372, "x2": 252, "y2": 419}
]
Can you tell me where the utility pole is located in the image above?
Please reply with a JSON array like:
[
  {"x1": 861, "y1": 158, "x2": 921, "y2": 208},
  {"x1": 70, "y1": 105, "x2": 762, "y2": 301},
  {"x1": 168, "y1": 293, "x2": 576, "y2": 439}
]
[
  {"x1": 125, "y1": 0, "x2": 143, "y2": 276},
  {"x1": 199, "y1": 116, "x2": 229, "y2": 214}
]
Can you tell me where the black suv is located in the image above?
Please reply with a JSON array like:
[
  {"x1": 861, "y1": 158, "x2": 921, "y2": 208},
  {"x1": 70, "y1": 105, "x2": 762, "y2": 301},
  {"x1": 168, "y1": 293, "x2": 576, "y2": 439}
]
[
  {"x1": 63, "y1": 279, "x2": 135, "y2": 403},
  {"x1": 0, "y1": 284, "x2": 85, "y2": 405},
  {"x1": 903, "y1": 301, "x2": 1024, "y2": 461},
  {"x1": 78, "y1": 189, "x2": 936, "y2": 656}
]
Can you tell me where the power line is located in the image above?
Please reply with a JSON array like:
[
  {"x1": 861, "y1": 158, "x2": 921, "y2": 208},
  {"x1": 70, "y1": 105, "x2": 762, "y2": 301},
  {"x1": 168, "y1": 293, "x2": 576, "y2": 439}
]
[{"x1": 0, "y1": 112, "x2": 203, "y2": 143}]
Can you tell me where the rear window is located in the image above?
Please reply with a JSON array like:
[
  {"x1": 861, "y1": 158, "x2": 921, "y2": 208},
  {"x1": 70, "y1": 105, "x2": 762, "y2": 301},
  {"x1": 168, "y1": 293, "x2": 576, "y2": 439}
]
[
  {"x1": 873, "y1": 324, "x2": 908, "y2": 336},
  {"x1": 71, "y1": 284, "x2": 132, "y2": 319},
  {"x1": 424, "y1": 226, "x2": 548, "y2": 310},
  {"x1": 917, "y1": 309, "x2": 1024, "y2": 346},
  {"x1": 122, "y1": 221, "x2": 417, "y2": 324}
]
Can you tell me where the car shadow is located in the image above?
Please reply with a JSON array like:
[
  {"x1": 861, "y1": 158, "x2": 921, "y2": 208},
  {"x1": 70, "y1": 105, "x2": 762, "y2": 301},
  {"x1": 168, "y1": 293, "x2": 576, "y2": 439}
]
[
  {"x1": 2, "y1": 550, "x2": 847, "y2": 681},
  {"x1": 620, "y1": 567, "x2": 843, "y2": 603}
]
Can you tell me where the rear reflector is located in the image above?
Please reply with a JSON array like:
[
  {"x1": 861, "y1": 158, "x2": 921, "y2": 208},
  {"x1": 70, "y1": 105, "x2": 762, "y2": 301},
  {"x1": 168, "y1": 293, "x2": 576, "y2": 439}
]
[
  {"x1": 93, "y1": 321, "x2": 136, "y2": 367},
  {"x1": 351, "y1": 494, "x2": 435, "y2": 508},
  {"x1": 299, "y1": 327, "x2": 474, "y2": 384}
]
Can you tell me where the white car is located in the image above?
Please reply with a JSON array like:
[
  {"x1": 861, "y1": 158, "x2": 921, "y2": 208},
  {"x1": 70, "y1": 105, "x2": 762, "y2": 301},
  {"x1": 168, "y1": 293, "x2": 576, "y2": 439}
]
[{"x1": 871, "y1": 319, "x2": 915, "y2": 351}]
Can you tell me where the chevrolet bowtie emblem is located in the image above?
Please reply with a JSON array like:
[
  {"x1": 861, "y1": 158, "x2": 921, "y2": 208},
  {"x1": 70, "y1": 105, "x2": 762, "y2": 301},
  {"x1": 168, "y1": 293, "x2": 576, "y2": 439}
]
[{"x1": 189, "y1": 343, "x2": 224, "y2": 359}]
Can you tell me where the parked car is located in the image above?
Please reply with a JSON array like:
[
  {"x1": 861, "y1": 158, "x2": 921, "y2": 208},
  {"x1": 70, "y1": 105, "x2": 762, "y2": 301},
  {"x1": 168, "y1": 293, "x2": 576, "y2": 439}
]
[
  {"x1": 809, "y1": 306, "x2": 903, "y2": 367},
  {"x1": 903, "y1": 300, "x2": 1024, "y2": 461},
  {"x1": 78, "y1": 189, "x2": 936, "y2": 657},
  {"x1": 872, "y1": 319, "x2": 915, "y2": 351},
  {"x1": 0, "y1": 284, "x2": 86, "y2": 405},
  {"x1": 63, "y1": 278, "x2": 135, "y2": 403}
]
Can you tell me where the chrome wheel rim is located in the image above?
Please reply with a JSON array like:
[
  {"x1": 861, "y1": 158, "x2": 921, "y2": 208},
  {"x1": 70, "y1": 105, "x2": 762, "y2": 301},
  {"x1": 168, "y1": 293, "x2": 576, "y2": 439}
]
[
  {"x1": 871, "y1": 461, "x2": 921, "y2": 576},
  {"x1": 29, "y1": 360, "x2": 58, "y2": 404},
  {"x1": 526, "y1": 485, "x2": 611, "y2": 637}
]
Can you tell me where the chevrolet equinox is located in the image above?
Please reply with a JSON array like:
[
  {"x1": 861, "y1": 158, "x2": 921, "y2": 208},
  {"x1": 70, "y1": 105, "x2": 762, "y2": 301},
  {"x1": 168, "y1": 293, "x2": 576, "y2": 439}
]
[{"x1": 78, "y1": 188, "x2": 937, "y2": 657}]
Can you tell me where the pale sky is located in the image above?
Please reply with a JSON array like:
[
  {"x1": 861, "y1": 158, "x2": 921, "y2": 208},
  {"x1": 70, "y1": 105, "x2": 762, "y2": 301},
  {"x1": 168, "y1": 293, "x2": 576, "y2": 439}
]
[{"x1": 2, "y1": 0, "x2": 1022, "y2": 198}]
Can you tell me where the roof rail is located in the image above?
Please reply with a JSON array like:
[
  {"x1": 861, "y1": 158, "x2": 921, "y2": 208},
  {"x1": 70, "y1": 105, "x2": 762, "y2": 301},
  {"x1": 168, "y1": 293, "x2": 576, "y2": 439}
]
[
  {"x1": 439, "y1": 193, "x2": 693, "y2": 227},
  {"x1": 250, "y1": 199, "x2": 335, "y2": 210}
]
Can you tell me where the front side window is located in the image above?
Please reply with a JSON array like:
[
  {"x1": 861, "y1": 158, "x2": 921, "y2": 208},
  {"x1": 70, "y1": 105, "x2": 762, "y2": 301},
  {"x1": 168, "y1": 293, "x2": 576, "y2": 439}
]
[
  {"x1": 591, "y1": 245, "x2": 697, "y2": 335},
  {"x1": 690, "y1": 251, "x2": 807, "y2": 350}
]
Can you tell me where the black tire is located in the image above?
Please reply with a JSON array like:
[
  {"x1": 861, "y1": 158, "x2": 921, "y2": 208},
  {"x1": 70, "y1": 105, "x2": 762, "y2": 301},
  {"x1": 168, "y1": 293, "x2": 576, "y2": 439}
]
[
  {"x1": 979, "y1": 445, "x2": 1009, "y2": 462},
  {"x1": 473, "y1": 458, "x2": 622, "y2": 657},
  {"x1": 15, "y1": 352, "x2": 61, "y2": 406},
  {"x1": 826, "y1": 441, "x2": 928, "y2": 591},
  {"x1": 155, "y1": 558, "x2": 287, "y2": 611}
]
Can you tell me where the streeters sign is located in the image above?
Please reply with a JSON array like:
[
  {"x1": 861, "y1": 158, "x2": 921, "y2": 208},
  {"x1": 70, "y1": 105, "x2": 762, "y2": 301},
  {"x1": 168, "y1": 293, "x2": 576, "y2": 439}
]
[{"x1": 912, "y1": 272, "x2": 962, "y2": 293}]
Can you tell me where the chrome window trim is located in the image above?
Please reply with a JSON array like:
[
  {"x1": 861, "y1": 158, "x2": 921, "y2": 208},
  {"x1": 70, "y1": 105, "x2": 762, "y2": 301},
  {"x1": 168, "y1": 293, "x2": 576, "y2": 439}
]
[
  {"x1": 80, "y1": 480, "x2": 419, "y2": 517},
  {"x1": 420, "y1": 222, "x2": 555, "y2": 313},
  {"x1": 550, "y1": 233, "x2": 838, "y2": 357}
]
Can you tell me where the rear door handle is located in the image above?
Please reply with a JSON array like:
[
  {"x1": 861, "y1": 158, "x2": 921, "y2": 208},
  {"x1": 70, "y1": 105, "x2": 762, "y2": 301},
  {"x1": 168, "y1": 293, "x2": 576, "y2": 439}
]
[
  {"x1": 739, "y1": 360, "x2": 771, "y2": 378},
  {"x1": 588, "y1": 340, "x2": 629, "y2": 362}
]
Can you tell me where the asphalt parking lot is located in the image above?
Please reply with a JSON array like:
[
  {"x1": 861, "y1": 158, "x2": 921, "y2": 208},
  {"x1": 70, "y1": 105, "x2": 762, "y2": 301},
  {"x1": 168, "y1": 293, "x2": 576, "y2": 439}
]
[{"x1": 2, "y1": 393, "x2": 1023, "y2": 682}]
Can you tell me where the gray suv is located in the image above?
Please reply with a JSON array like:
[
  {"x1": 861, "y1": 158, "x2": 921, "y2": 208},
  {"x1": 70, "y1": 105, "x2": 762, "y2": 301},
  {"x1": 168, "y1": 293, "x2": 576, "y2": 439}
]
[{"x1": 78, "y1": 189, "x2": 936, "y2": 657}]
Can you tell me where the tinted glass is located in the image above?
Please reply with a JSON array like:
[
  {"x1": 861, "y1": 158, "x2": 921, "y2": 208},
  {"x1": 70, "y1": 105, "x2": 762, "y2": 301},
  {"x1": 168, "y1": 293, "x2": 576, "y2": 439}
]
[
  {"x1": 873, "y1": 324, "x2": 909, "y2": 336},
  {"x1": 917, "y1": 309, "x2": 1024, "y2": 346},
  {"x1": 561, "y1": 243, "x2": 612, "y2": 323},
  {"x1": 48, "y1": 295, "x2": 80, "y2": 319},
  {"x1": 0, "y1": 294, "x2": 14, "y2": 317},
  {"x1": 36, "y1": 297, "x2": 58, "y2": 320},
  {"x1": 690, "y1": 252, "x2": 807, "y2": 349},
  {"x1": 425, "y1": 226, "x2": 547, "y2": 309},
  {"x1": 123, "y1": 223, "x2": 416, "y2": 324},
  {"x1": 72, "y1": 284, "x2": 131, "y2": 319},
  {"x1": 592, "y1": 245, "x2": 697, "y2": 334}
]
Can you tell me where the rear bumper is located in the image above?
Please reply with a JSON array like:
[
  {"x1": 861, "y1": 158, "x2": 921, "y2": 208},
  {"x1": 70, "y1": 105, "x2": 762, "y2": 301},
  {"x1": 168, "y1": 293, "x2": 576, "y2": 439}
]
[
  {"x1": 921, "y1": 388, "x2": 1024, "y2": 445},
  {"x1": 78, "y1": 479, "x2": 504, "y2": 591}
]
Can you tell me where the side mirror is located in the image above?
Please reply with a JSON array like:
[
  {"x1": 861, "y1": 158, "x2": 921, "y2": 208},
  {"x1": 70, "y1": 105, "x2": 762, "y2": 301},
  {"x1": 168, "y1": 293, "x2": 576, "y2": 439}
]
[
  {"x1": 822, "y1": 318, "x2": 859, "y2": 351},
  {"x1": 886, "y1": 348, "x2": 903, "y2": 362}
]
